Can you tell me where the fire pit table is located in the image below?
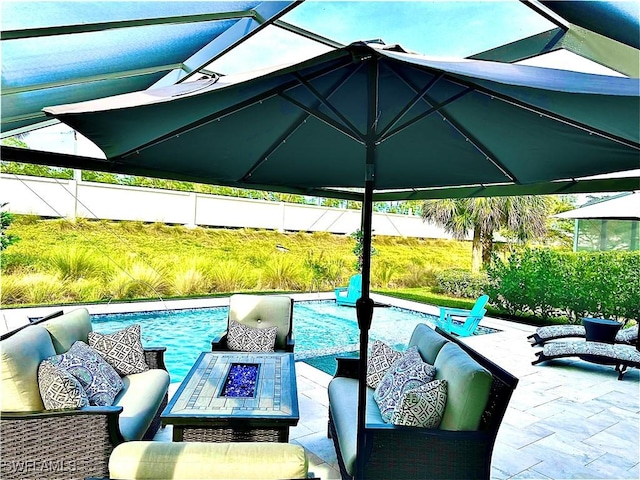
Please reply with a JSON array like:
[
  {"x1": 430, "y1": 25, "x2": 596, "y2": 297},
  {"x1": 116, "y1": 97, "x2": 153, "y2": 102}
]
[{"x1": 161, "y1": 352, "x2": 299, "y2": 442}]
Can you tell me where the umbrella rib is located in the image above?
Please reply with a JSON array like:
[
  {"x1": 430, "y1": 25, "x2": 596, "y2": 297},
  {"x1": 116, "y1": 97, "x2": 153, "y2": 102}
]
[
  {"x1": 243, "y1": 66, "x2": 367, "y2": 181},
  {"x1": 376, "y1": 71, "x2": 444, "y2": 140},
  {"x1": 118, "y1": 59, "x2": 358, "y2": 159},
  {"x1": 477, "y1": 90, "x2": 640, "y2": 151},
  {"x1": 382, "y1": 65, "x2": 518, "y2": 181},
  {"x1": 279, "y1": 92, "x2": 366, "y2": 144},
  {"x1": 378, "y1": 88, "x2": 471, "y2": 141},
  {"x1": 291, "y1": 72, "x2": 365, "y2": 139},
  {"x1": 241, "y1": 112, "x2": 311, "y2": 181}
]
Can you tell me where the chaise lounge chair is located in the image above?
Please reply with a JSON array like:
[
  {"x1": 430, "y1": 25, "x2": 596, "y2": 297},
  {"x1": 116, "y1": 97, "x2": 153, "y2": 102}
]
[
  {"x1": 436, "y1": 295, "x2": 489, "y2": 337},
  {"x1": 532, "y1": 340, "x2": 640, "y2": 380},
  {"x1": 528, "y1": 323, "x2": 638, "y2": 346},
  {"x1": 335, "y1": 274, "x2": 362, "y2": 307}
]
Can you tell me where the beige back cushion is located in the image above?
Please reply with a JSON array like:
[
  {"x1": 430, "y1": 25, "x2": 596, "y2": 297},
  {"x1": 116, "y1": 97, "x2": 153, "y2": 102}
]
[
  {"x1": 42, "y1": 308, "x2": 92, "y2": 354},
  {"x1": 228, "y1": 295, "x2": 292, "y2": 350},
  {"x1": 1, "y1": 326, "x2": 56, "y2": 411}
]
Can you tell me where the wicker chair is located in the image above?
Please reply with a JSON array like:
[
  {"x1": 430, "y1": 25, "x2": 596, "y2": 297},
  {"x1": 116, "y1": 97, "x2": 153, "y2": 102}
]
[
  {"x1": 327, "y1": 327, "x2": 518, "y2": 480},
  {"x1": 0, "y1": 312, "x2": 169, "y2": 480},
  {"x1": 211, "y1": 294, "x2": 295, "y2": 352}
]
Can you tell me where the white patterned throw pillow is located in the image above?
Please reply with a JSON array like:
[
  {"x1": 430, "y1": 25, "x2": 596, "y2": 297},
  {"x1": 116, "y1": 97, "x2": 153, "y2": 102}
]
[
  {"x1": 88, "y1": 324, "x2": 149, "y2": 376},
  {"x1": 390, "y1": 379, "x2": 448, "y2": 428},
  {"x1": 373, "y1": 347, "x2": 437, "y2": 422},
  {"x1": 38, "y1": 360, "x2": 89, "y2": 409},
  {"x1": 227, "y1": 320, "x2": 278, "y2": 352},
  {"x1": 47, "y1": 341, "x2": 123, "y2": 406},
  {"x1": 367, "y1": 340, "x2": 402, "y2": 389}
]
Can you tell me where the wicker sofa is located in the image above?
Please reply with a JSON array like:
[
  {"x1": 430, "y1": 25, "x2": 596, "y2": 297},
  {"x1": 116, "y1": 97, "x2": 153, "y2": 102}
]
[
  {"x1": 0, "y1": 308, "x2": 170, "y2": 480},
  {"x1": 327, "y1": 324, "x2": 518, "y2": 480}
]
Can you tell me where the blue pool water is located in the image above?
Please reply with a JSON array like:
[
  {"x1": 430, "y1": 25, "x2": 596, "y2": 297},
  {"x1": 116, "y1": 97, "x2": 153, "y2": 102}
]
[{"x1": 91, "y1": 300, "x2": 491, "y2": 382}]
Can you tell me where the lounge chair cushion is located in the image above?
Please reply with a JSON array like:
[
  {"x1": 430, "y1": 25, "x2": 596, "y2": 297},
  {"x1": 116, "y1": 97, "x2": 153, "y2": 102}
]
[
  {"x1": 47, "y1": 341, "x2": 123, "y2": 406},
  {"x1": 89, "y1": 324, "x2": 150, "y2": 375},
  {"x1": 434, "y1": 343, "x2": 492, "y2": 431},
  {"x1": 366, "y1": 340, "x2": 402, "y2": 388},
  {"x1": 109, "y1": 441, "x2": 309, "y2": 479},
  {"x1": 540, "y1": 341, "x2": 640, "y2": 365},
  {"x1": 41, "y1": 308, "x2": 93, "y2": 354},
  {"x1": 226, "y1": 320, "x2": 277, "y2": 352},
  {"x1": 373, "y1": 347, "x2": 436, "y2": 422},
  {"x1": 530, "y1": 324, "x2": 638, "y2": 346},
  {"x1": 37, "y1": 359, "x2": 89, "y2": 409},
  {"x1": 617, "y1": 325, "x2": 639, "y2": 344},
  {"x1": 328, "y1": 377, "x2": 384, "y2": 477},
  {"x1": 115, "y1": 368, "x2": 171, "y2": 441},
  {"x1": 1, "y1": 325, "x2": 55, "y2": 411},
  {"x1": 390, "y1": 379, "x2": 448, "y2": 428}
]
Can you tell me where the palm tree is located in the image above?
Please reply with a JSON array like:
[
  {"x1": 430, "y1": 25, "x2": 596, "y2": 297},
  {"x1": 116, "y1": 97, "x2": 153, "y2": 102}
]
[{"x1": 421, "y1": 196, "x2": 551, "y2": 272}]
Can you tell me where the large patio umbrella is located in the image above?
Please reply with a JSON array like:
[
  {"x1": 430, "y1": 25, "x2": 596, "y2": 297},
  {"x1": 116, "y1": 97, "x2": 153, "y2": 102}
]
[{"x1": 42, "y1": 42, "x2": 640, "y2": 478}]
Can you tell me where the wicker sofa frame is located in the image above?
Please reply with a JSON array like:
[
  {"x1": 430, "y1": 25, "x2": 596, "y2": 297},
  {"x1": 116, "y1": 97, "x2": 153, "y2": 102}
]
[
  {"x1": 0, "y1": 317, "x2": 168, "y2": 480},
  {"x1": 327, "y1": 327, "x2": 519, "y2": 480}
]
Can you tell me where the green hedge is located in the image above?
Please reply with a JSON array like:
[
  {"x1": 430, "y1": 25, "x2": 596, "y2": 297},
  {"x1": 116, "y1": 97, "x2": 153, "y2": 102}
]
[
  {"x1": 435, "y1": 268, "x2": 488, "y2": 299},
  {"x1": 486, "y1": 249, "x2": 639, "y2": 324}
]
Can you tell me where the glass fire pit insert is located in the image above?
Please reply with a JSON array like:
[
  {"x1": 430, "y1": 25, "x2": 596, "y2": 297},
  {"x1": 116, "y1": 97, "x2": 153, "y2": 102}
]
[{"x1": 220, "y1": 363, "x2": 259, "y2": 397}]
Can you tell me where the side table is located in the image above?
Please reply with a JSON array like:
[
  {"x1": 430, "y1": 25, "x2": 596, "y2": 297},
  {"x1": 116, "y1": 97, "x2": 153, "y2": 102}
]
[{"x1": 582, "y1": 317, "x2": 622, "y2": 344}]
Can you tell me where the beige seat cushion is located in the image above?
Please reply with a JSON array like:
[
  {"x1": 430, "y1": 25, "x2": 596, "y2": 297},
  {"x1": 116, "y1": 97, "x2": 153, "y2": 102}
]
[
  {"x1": 41, "y1": 308, "x2": 92, "y2": 354},
  {"x1": 228, "y1": 294, "x2": 292, "y2": 350},
  {"x1": 109, "y1": 441, "x2": 309, "y2": 479},
  {"x1": 1, "y1": 326, "x2": 56, "y2": 411},
  {"x1": 114, "y1": 369, "x2": 170, "y2": 441}
]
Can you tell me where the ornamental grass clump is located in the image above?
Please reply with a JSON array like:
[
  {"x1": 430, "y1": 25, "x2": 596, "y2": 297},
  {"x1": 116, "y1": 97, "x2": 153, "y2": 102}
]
[
  {"x1": 172, "y1": 261, "x2": 209, "y2": 296},
  {"x1": 0, "y1": 275, "x2": 26, "y2": 304},
  {"x1": 208, "y1": 260, "x2": 254, "y2": 292},
  {"x1": 108, "y1": 261, "x2": 170, "y2": 300},
  {"x1": 261, "y1": 256, "x2": 305, "y2": 290},
  {"x1": 17, "y1": 273, "x2": 66, "y2": 304},
  {"x1": 49, "y1": 247, "x2": 104, "y2": 281}
]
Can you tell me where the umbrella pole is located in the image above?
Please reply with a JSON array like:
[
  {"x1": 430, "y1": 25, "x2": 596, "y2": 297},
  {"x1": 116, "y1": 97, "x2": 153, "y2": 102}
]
[{"x1": 355, "y1": 178, "x2": 375, "y2": 480}]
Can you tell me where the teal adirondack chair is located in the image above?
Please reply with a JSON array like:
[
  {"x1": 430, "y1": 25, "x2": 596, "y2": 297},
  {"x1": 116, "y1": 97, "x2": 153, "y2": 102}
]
[
  {"x1": 334, "y1": 274, "x2": 362, "y2": 307},
  {"x1": 437, "y1": 295, "x2": 489, "y2": 337}
]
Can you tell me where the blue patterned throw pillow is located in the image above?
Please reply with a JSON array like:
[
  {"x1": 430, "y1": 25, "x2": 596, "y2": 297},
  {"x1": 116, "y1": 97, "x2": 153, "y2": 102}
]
[
  {"x1": 38, "y1": 360, "x2": 89, "y2": 409},
  {"x1": 373, "y1": 347, "x2": 436, "y2": 422},
  {"x1": 47, "y1": 341, "x2": 123, "y2": 406}
]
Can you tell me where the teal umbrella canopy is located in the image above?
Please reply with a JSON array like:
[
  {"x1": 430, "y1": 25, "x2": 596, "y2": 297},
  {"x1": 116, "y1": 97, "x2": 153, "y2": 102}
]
[
  {"x1": 42, "y1": 41, "x2": 640, "y2": 479},
  {"x1": 43, "y1": 42, "x2": 640, "y2": 198}
]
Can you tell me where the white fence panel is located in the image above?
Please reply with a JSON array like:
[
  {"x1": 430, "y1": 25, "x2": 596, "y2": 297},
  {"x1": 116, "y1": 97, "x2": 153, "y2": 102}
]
[
  {"x1": 1, "y1": 175, "x2": 76, "y2": 218},
  {"x1": 195, "y1": 195, "x2": 283, "y2": 230},
  {"x1": 76, "y1": 182, "x2": 194, "y2": 224},
  {"x1": 0, "y1": 174, "x2": 452, "y2": 239}
]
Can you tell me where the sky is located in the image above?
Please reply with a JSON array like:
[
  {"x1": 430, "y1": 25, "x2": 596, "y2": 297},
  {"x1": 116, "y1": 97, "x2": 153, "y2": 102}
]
[{"x1": 208, "y1": 0, "x2": 556, "y2": 74}]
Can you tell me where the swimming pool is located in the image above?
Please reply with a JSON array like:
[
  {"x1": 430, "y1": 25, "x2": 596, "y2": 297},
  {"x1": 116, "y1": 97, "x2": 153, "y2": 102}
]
[{"x1": 91, "y1": 300, "x2": 493, "y2": 382}]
